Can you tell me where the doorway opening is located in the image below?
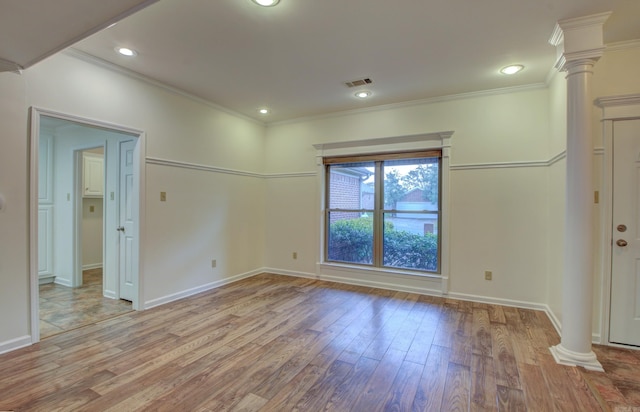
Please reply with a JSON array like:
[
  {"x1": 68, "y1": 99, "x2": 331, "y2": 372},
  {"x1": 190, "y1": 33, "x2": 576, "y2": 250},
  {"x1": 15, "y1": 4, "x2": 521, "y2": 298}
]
[{"x1": 30, "y1": 108, "x2": 145, "y2": 342}]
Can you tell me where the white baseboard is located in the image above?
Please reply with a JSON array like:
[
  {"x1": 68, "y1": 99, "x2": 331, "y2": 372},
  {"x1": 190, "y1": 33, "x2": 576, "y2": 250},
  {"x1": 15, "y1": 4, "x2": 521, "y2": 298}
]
[
  {"x1": 103, "y1": 290, "x2": 117, "y2": 299},
  {"x1": 266, "y1": 267, "x2": 442, "y2": 297},
  {"x1": 54, "y1": 277, "x2": 73, "y2": 287},
  {"x1": 265, "y1": 267, "x2": 585, "y2": 343},
  {"x1": 0, "y1": 335, "x2": 32, "y2": 355},
  {"x1": 82, "y1": 263, "x2": 103, "y2": 270},
  {"x1": 447, "y1": 292, "x2": 549, "y2": 313},
  {"x1": 264, "y1": 268, "x2": 317, "y2": 279},
  {"x1": 38, "y1": 275, "x2": 55, "y2": 285},
  {"x1": 143, "y1": 268, "x2": 263, "y2": 310}
]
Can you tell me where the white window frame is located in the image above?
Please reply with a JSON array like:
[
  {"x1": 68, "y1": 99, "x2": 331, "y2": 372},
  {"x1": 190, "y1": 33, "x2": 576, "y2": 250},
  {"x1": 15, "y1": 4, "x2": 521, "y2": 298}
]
[{"x1": 314, "y1": 131, "x2": 453, "y2": 295}]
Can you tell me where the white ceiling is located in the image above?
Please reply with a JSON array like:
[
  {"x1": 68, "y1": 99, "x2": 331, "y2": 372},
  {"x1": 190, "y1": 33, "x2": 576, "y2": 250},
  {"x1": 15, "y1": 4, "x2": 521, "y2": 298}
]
[{"x1": 3, "y1": 0, "x2": 640, "y2": 123}]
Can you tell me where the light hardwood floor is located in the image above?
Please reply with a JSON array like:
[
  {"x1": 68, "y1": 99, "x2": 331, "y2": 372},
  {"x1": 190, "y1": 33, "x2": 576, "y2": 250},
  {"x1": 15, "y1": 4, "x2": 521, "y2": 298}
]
[{"x1": 2, "y1": 273, "x2": 639, "y2": 411}]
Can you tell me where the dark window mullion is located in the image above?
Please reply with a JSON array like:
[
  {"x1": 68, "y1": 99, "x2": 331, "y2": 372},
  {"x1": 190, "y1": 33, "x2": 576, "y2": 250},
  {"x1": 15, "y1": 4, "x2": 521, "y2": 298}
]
[{"x1": 374, "y1": 161, "x2": 383, "y2": 267}]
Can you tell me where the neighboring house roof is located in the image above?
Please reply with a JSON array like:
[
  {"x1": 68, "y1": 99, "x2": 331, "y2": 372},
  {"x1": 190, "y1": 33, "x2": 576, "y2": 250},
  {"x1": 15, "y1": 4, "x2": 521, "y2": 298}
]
[{"x1": 399, "y1": 188, "x2": 427, "y2": 202}]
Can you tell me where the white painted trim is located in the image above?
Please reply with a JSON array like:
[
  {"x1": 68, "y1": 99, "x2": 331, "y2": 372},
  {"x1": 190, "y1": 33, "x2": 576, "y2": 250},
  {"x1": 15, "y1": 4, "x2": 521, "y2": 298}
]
[
  {"x1": 144, "y1": 269, "x2": 263, "y2": 310},
  {"x1": 268, "y1": 267, "x2": 570, "y2": 339},
  {"x1": 64, "y1": 48, "x2": 262, "y2": 126},
  {"x1": 264, "y1": 268, "x2": 317, "y2": 279},
  {"x1": 29, "y1": 107, "x2": 146, "y2": 343},
  {"x1": 317, "y1": 273, "x2": 442, "y2": 297},
  {"x1": 543, "y1": 304, "x2": 563, "y2": 337},
  {"x1": 451, "y1": 159, "x2": 552, "y2": 171},
  {"x1": 605, "y1": 39, "x2": 640, "y2": 52},
  {"x1": 271, "y1": 84, "x2": 547, "y2": 126},
  {"x1": 104, "y1": 290, "x2": 117, "y2": 300},
  {"x1": 82, "y1": 263, "x2": 103, "y2": 270},
  {"x1": 24, "y1": 2, "x2": 160, "y2": 68},
  {"x1": 29, "y1": 110, "x2": 41, "y2": 344},
  {"x1": 265, "y1": 172, "x2": 317, "y2": 179},
  {"x1": 597, "y1": 95, "x2": 640, "y2": 348},
  {"x1": 146, "y1": 149, "x2": 605, "y2": 179},
  {"x1": 54, "y1": 277, "x2": 73, "y2": 287},
  {"x1": 449, "y1": 292, "x2": 549, "y2": 312},
  {"x1": 0, "y1": 336, "x2": 32, "y2": 355},
  {"x1": 550, "y1": 344, "x2": 603, "y2": 371},
  {"x1": 146, "y1": 157, "x2": 264, "y2": 178},
  {"x1": 313, "y1": 131, "x2": 452, "y2": 287}
]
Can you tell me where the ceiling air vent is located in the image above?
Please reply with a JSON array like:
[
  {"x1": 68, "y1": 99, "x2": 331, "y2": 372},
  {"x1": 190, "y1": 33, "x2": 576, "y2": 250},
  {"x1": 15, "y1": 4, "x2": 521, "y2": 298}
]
[{"x1": 344, "y1": 78, "x2": 373, "y2": 88}]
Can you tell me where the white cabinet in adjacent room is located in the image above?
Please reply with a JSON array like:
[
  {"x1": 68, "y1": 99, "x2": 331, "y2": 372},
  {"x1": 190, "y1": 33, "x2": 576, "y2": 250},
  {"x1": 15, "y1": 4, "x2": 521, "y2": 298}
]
[{"x1": 83, "y1": 152, "x2": 104, "y2": 197}]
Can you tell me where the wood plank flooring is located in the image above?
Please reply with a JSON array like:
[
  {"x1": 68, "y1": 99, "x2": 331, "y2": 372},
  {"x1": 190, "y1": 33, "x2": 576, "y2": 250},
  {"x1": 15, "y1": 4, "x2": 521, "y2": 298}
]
[
  {"x1": 39, "y1": 269, "x2": 132, "y2": 338},
  {"x1": 2, "y1": 273, "x2": 639, "y2": 411}
]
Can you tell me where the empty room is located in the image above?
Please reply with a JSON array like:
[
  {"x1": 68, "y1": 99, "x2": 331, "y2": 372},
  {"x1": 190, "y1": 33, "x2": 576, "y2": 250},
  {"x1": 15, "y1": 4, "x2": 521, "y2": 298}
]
[{"x1": 1, "y1": 0, "x2": 640, "y2": 410}]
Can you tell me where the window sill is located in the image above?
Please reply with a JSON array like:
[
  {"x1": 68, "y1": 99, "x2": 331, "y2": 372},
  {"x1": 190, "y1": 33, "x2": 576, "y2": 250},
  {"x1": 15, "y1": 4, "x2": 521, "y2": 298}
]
[{"x1": 319, "y1": 262, "x2": 441, "y2": 279}]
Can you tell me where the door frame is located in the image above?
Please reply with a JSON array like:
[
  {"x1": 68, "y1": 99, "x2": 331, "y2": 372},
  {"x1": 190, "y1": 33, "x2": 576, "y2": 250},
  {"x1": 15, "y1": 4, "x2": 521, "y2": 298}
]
[
  {"x1": 29, "y1": 107, "x2": 146, "y2": 343},
  {"x1": 73, "y1": 145, "x2": 106, "y2": 289},
  {"x1": 596, "y1": 94, "x2": 640, "y2": 347}
]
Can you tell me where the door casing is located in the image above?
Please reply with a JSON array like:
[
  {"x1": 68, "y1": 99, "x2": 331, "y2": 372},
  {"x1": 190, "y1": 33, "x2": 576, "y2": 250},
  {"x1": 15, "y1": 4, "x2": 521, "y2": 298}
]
[
  {"x1": 29, "y1": 107, "x2": 146, "y2": 343},
  {"x1": 596, "y1": 94, "x2": 640, "y2": 348}
]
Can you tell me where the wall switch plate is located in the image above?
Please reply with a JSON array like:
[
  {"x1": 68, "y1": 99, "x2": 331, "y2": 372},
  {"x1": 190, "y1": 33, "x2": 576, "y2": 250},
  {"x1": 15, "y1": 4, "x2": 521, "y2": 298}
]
[
  {"x1": 160, "y1": 192, "x2": 167, "y2": 202},
  {"x1": 293, "y1": 252, "x2": 297, "y2": 259},
  {"x1": 484, "y1": 271, "x2": 492, "y2": 280},
  {"x1": 212, "y1": 259, "x2": 216, "y2": 268},
  {"x1": 89, "y1": 205, "x2": 95, "y2": 213}
]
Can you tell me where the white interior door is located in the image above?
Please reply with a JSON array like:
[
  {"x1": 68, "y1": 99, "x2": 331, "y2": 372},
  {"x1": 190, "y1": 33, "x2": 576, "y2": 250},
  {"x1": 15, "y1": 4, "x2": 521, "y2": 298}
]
[
  {"x1": 610, "y1": 119, "x2": 640, "y2": 347},
  {"x1": 118, "y1": 140, "x2": 136, "y2": 301}
]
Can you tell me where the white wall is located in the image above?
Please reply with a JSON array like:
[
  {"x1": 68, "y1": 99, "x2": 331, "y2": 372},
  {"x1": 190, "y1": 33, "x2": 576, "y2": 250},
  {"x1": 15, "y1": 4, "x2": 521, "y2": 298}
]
[
  {"x1": 264, "y1": 88, "x2": 552, "y2": 306},
  {"x1": 546, "y1": 68, "x2": 567, "y2": 328},
  {"x1": 2, "y1": 40, "x2": 639, "y2": 354},
  {"x1": 82, "y1": 198, "x2": 104, "y2": 268},
  {"x1": 0, "y1": 51, "x2": 266, "y2": 352},
  {"x1": 0, "y1": 72, "x2": 31, "y2": 351}
]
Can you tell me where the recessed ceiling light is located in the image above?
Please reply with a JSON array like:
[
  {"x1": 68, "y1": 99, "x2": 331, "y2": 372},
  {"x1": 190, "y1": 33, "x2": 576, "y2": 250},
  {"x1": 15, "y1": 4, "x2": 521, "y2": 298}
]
[
  {"x1": 116, "y1": 47, "x2": 137, "y2": 57},
  {"x1": 355, "y1": 91, "x2": 372, "y2": 99},
  {"x1": 259, "y1": 108, "x2": 270, "y2": 115},
  {"x1": 500, "y1": 65, "x2": 524, "y2": 75},
  {"x1": 252, "y1": 0, "x2": 280, "y2": 6}
]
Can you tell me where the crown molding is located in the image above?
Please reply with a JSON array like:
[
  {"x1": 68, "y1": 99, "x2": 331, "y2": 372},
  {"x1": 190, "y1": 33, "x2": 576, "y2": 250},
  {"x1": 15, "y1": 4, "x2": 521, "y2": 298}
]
[
  {"x1": 64, "y1": 48, "x2": 264, "y2": 127},
  {"x1": 595, "y1": 94, "x2": 640, "y2": 108},
  {"x1": 0, "y1": 57, "x2": 23, "y2": 74},
  {"x1": 606, "y1": 39, "x2": 640, "y2": 52},
  {"x1": 270, "y1": 83, "x2": 546, "y2": 127}
]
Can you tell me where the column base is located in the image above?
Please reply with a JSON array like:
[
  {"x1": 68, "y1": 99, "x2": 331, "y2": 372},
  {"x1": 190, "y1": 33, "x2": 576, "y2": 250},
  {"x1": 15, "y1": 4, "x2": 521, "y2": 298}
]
[{"x1": 550, "y1": 344, "x2": 603, "y2": 371}]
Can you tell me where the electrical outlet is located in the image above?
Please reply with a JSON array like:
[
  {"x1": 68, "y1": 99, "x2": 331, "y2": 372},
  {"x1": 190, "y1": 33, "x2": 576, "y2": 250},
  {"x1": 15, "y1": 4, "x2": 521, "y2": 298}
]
[
  {"x1": 160, "y1": 192, "x2": 167, "y2": 202},
  {"x1": 484, "y1": 271, "x2": 492, "y2": 281},
  {"x1": 89, "y1": 205, "x2": 95, "y2": 213},
  {"x1": 293, "y1": 252, "x2": 297, "y2": 260},
  {"x1": 211, "y1": 259, "x2": 217, "y2": 268}
]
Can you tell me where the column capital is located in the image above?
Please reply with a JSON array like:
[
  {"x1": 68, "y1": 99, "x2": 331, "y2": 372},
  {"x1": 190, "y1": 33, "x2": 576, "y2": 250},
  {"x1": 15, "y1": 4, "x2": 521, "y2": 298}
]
[
  {"x1": 554, "y1": 50, "x2": 605, "y2": 73},
  {"x1": 549, "y1": 12, "x2": 610, "y2": 72}
]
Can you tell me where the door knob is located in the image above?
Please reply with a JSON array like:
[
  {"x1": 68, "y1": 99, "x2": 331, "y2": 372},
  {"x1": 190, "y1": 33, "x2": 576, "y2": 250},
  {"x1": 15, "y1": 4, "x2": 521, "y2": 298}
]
[
  {"x1": 617, "y1": 224, "x2": 627, "y2": 232},
  {"x1": 616, "y1": 239, "x2": 628, "y2": 247},
  {"x1": 117, "y1": 226, "x2": 125, "y2": 232}
]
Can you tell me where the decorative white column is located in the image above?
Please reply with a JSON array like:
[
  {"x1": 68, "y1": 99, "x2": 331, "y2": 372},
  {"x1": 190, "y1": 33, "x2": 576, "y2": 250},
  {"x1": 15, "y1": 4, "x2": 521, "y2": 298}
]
[{"x1": 548, "y1": 12, "x2": 610, "y2": 372}]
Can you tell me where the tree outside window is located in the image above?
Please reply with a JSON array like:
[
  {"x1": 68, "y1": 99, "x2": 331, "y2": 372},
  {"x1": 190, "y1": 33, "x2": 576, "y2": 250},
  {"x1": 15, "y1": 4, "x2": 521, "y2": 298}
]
[{"x1": 325, "y1": 152, "x2": 441, "y2": 273}]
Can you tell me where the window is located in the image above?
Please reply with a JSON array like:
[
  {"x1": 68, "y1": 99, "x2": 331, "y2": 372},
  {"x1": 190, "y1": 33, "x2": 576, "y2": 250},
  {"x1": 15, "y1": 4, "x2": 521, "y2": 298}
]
[{"x1": 325, "y1": 150, "x2": 441, "y2": 273}]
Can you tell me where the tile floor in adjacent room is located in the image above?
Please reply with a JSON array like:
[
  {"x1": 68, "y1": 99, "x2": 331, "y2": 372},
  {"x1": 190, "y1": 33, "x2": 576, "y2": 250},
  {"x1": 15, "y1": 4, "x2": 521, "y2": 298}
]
[{"x1": 39, "y1": 268, "x2": 132, "y2": 338}]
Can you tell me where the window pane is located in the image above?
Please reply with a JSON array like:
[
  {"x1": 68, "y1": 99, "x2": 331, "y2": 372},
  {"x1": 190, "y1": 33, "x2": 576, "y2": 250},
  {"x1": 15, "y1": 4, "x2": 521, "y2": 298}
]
[
  {"x1": 383, "y1": 158, "x2": 438, "y2": 211},
  {"x1": 327, "y1": 212, "x2": 373, "y2": 265},
  {"x1": 328, "y1": 163, "x2": 375, "y2": 210},
  {"x1": 383, "y1": 212, "x2": 438, "y2": 271}
]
